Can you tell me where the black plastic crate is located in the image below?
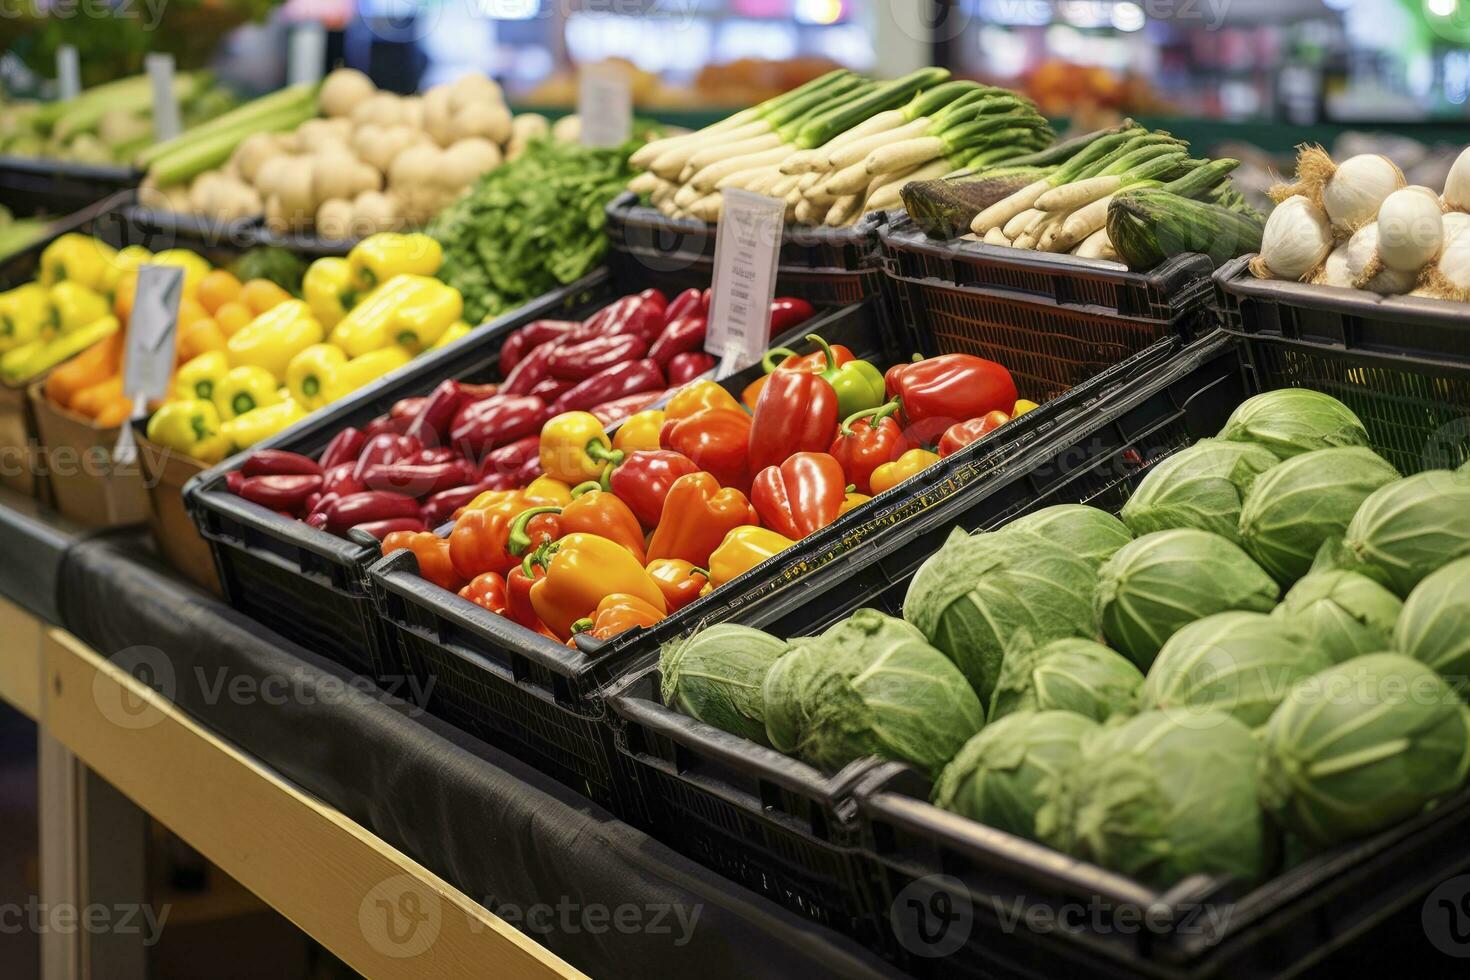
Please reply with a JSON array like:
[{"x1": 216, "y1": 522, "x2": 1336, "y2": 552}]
[
  {"x1": 0, "y1": 156, "x2": 142, "y2": 217},
  {"x1": 0, "y1": 192, "x2": 136, "y2": 289},
  {"x1": 121, "y1": 205, "x2": 263, "y2": 269},
  {"x1": 880, "y1": 215, "x2": 1216, "y2": 402},
  {"x1": 609, "y1": 666, "x2": 888, "y2": 943},
  {"x1": 604, "y1": 191, "x2": 887, "y2": 310},
  {"x1": 249, "y1": 225, "x2": 358, "y2": 258},
  {"x1": 1215, "y1": 254, "x2": 1470, "y2": 474}
]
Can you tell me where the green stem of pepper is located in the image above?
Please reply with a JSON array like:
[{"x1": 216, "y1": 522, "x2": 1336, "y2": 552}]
[
  {"x1": 507, "y1": 506, "x2": 562, "y2": 556},
  {"x1": 839, "y1": 399, "x2": 902, "y2": 437}
]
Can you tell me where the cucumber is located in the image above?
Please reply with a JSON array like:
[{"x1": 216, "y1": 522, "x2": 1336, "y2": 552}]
[
  {"x1": 1106, "y1": 188, "x2": 1265, "y2": 271},
  {"x1": 902, "y1": 169, "x2": 1047, "y2": 239}
]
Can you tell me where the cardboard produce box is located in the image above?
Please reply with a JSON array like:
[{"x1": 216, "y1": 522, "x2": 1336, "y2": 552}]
[
  {"x1": 28, "y1": 380, "x2": 147, "y2": 527},
  {"x1": 135, "y1": 425, "x2": 220, "y2": 595},
  {"x1": 0, "y1": 377, "x2": 49, "y2": 500}
]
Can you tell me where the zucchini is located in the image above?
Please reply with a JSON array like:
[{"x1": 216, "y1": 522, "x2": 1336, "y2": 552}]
[
  {"x1": 1105, "y1": 188, "x2": 1265, "y2": 270},
  {"x1": 902, "y1": 168, "x2": 1048, "y2": 239}
]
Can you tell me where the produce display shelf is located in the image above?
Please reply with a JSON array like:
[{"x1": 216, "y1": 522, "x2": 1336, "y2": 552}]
[
  {"x1": 0, "y1": 156, "x2": 143, "y2": 218},
  {"x1": 121, "y1": 205, "x2": 263, "y2": 268}
]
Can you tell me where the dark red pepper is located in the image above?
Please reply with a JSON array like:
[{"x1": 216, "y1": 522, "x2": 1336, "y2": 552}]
[
  {"x1": 528, "y1": 375, "x2": 576, "y2": 402},
  {"x1": 499, "y1": 320, "x2": 579, "y2": 376},
  {"x1": 606, "y1": 295, "x2": 665, "y2": 344},
  {"x1": 242, "y1": 449, "x2": 322, "y2": 478},
  {"x1": 322, "y1": 491, "x2": 422, "y2": 535},
  {"x1": 391, "y1": 396, "x2": 427, "y2": 420},
  {"x1": 590, "y1": 390, "x2": 665, "y2": 426},
  {"x1": 361, "y1": 459, "x2": 477, "y2": 497},
  {"x1": 352, "y1": 432, "x2": 423, "y2": 482},
  {"x1": 477, "y1": 434, "x2": 541, "y2": 478},
  {"x1": 420, "y1": 475, "x2": 520, "y2": 527},
  {"x1": 450, "y1": 395, "x2": 550, "y2": 457},
  {"x1": 747, "y1": 371, "x2": 839, "y2": 474},
  {"x1": 551, "y1": 359, "x2": 665, "y2": 415},
  {"x1": 767, "y1": 297, "x2": 816, "y2": 338},
  {"x1": 548, "y1": 333, "x2": 649, "y2": 381},
  {"x1": 648, "y1": 314, "x2": 707, "y2": 368},
  {"x1": 237, "y1": 473, "x2": 323, "y2": 513},
  {"x1": 351, "y1": 516, "x2": 427, "y2": 539},
  {"x1": 407, "y1": 446, "x2": 457, "y2": 465},
  {"x1": 405, "y1": 380, "x2": 469, "y2": 445},
  {"x1": 459, "y1": 381, "x2": 500, "y2": 402},
  {"x1": 322, "y1": 462, "x2": 366, "y2": 498},
  {"x1": 511, "y1": 452, "x2": 543, "y2": 485},
  {"x1": 665, "y1": 352, "x2": 715, "y2": 386},
  {"x1": 363, "y1": 413, "x2": 414, "y2": 439},
  {"x1": 609, "y1": 449, "x2": 701, "y2": 528},
  {"x1": 638, "y1": 287, "x2": 667, "y2": 315},
  {"x1": 225, "y1": 470, "x2": 245, "y2": 494},
  {"x1": 664, "y1": 288, "x2": 702, "y2": 324},
  {"x1": 574, "y1": 295, "x2": 635, "y2": 340},
  {"x1": 305, "y1": 511, "x2": 329, "y2": 530},
  {"x1": 318, "y1": 427, "x2": 366, "y2": 471},
  {"x1": 500, "y1": 341, "x2": 556, "y2": 396}
]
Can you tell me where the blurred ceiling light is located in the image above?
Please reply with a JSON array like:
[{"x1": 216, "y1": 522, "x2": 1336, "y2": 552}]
[
  {"x1": 480, "y1": 0, "x2": 540, "y2": 19},
  {"x1": 795, "y1": 0, "x2": 845, "y2": 24},
  {"x1": 1428, "y1": 0, "x2": 1457, "y2": 16},
  {"x1": 1111, "y1": 1, "x2": 1146, "y2": 30}
]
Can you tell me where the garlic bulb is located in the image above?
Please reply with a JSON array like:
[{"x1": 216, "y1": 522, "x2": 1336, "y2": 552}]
[
  {"x1": 1416, "y1": 226, "x2": 1470, "y2": 301},
  {"x1": 1445, "y1": 146, "x2": 1470, "y2": 212},
  {"x1": 1344, "y1": 224, "x2": 1416, "y2": 294},
  {"x1": 1315, "y1": 244, "x2": 1354, "y2": 288},
  {"x1": 1376, "y1": 186, "x2": 1444, "y2": 273},
  {"x1": 1443, "y1": 210, "x2": 1470, "y2": 245},
  {"x1": 1321, "y1": 154, "x2": 1404, "y2": 232},
  {"x1": 1251, "y1": 196, "x2": 1333, "y2": 281}
]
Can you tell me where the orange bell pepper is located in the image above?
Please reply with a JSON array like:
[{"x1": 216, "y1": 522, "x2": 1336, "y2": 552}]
[
  {"x1": 557, "y1": 482, "x2": 648, "y2": 562},
  {"x1": 45, "y1": 333, "x2": 121, "y2": 409},
  {"x1": 869, "y1": 448, "x2": 941, "y2": 495},
  {"x1": 458, "y1": 572, "x2": 508, "y2": 614},
  {"x1": 646, "y1": 471, "x2": 759, "y2": 567},
  {"x1": 569, "y1": 593, "x2": 666, "y2": 642},
  {"x1": 94, "y1": 396, "x2": 133, "y2": 428},
  {"x1": 449, "y1": 505, "x2": 559, "y2": 580},
  {"x1": 665, "y1": 380, "x2": 743, "y2": 421},
  {"x1": 382, "y1": 530, "x2": 466, "y2": 593},
  {"x1": 646, "y1": 559, "x2": 711, "y2": 612},
  {"x1": 71, "y1": 375, "x2": 124, "y2": 418},
  {"x1": 526, "y1": 533, "x2": 666, "y2": 640},
  {"x1": 612, "y1": 409, "x2": 665, "y2": 454}
]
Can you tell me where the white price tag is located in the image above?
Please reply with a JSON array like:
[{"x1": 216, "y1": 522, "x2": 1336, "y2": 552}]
[
  {"x1": 146, "y1": 53, "x2": 181, "y2": 142},
  {"x1": 706, "y1": 189, "x2": 786, "y2": 379},
  {"x1": 288, "y1": 22, "x2": 328, "y2": 85},
  {"x1": 578, "y1": 62, "x2": 633, "y2": 149},
  {"x1": 56, "y1": 46, "x2": 81, "y2": 101},
  {"x1": 115, "y1": 264, "x2": 184, "y2": 462}
]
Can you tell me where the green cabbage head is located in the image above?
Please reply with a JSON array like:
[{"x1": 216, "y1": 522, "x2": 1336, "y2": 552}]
[
  {"x1": 1238, "y1": 447, "x2": 1399, "y2": 585},
  {"x1": 1037, "y1": 709, "x2": 1271, "y2": 885},
  {"x1": 762, "y1": 609, "x2": 984, "y2": 777},
  {"x1": 1002, "y1": 505, "x2": 1134, "y2": 569},
  {"x1": 660, "y1": 624, "x2": 789, "y2": 746},
  {"x1": 1258, "y1": 653, "x2": 1470, "y2": 847},
  {"x1": 989, "y1": 637, "x2": 1142, "y2": 723},
  {"x1": 1395, "y1": 556, "x2": 1470, "y2": 690},
  {"x1": 1314, "y1": 470, "x2": 1470, "y2": 597},
  {"x1": 1273, "y1": 570, "x2": 1402, "y2": 664},
  {"x1": 1140, "y1": 611, "x2": 1332, "y2": 727},
  {"x1": 933, "y1": 710, "x2": 1098, "y2": 842},
  {"x1": 1120, "y1": 439, "x2": 1279, "y2": 543},
  {"x1": 1095, "y1": 529, "x2": 1280, "y2": 670},
  {"x1": 1217, "y1": 388, "x2": 1369, "y2": 460},
  {"x1": 903, "y1": 530, "x2": 1098, "y2": 705}
]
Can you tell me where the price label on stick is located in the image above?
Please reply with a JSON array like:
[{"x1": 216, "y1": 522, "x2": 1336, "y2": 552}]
[
  {"x1": 706, "y1": 189, "x2": 786, "y2": 379},
  {"x1": 56, "y1": 46, "x2": 80, "y2": 101},
  {"x1": 288, "y1": 22, "x2": 327, "y2": 85},
  {"x1": 578, "y1": 62, "x2": 633, "y2": 149},
  {"x1": 115, "y1": 264, "x2": 184, "y2": 464},
  {"x1": 146, "y1": 53, "x2": 181, "y2": 142}
]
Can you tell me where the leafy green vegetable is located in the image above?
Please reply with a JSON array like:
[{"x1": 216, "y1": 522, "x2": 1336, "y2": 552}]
[
  {"x1": 762, "y1": 609, "x2": 983, "y2": 777},
  {"x1": 903, "y1": 530, "x2": 1098, "y2": 705},
  {"x1": 231, "y1": 247, "x2": 307, "y2": 296},
  {"x1": 660, "y1": 625, "x2": 789, "y2": 746},
  {"x1": 1037, "y1": 710, "x2": 1271, "y2": 885},
  {"x1": 1217, "y1": 389, "x2": 1369, "y2": 461},
  {"x1": 989, "y1": 637, "x2": 1142, "y2": 723},
  {"x1": 1238, "y1": 447, "x2": 1399, "y2": 585},
  {"x1": 1095, "y1": 529, "x2": 1280, "y2": 669},
  {"x1": 1274, "y1": 570, "x2": 1402, "y2": 664},
  {"x1": 430, "y1": 138, "x2": 643, "y2": 325},
  {"x1": 1003, "y1": 505, "x2": 1133, "y2": 570},
  {"x1": 1120, "y1": 439, "x2": 1278, "y2": 543},
  {"x1": 1258, "y1": 653, "x2": 1470, "y2": 848},
  {"x1": 1395, "y1": 557, "x2": 1470, "y2": 688},
  {"x1": 1141, "y1": 611, "x2": 1331, "y2": 727},
  {"x1": 933, "y1": 710, "x2": 1097, "y2": 842},
  {"x1": 1315, "y1": 470, "x2": 1470, "y2": 597}
]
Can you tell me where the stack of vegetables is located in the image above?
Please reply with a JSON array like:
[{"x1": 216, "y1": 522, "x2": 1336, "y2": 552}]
[
  {"x1": 904, "y1": 122, "x2": 1265, "y2": 268},
  {"x1": 1251, "y1": 145, "x2": 1470, "y2": 300},
  {"x1": 627, "y1": 69, "x2": 1054, "y2": 226},
  {"x1": 141, "y1": 68, "x2": 559, "y2": 236},
  {"x1": 664, "y1": 389, "x2": 1470, "y2": 887},
  {"x1": 144, "y1": 232, "x2": 470, "y2": 464},
  {"x1": 0, "y1": 71, "x2": 235, "y2": 166}
]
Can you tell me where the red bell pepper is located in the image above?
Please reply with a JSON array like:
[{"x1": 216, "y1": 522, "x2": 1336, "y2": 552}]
[
  {"x1": 938, "y1": 411, "x2": 1012, "y2": 458},
  {"x1": 885, "y1": 354, "x2": 1018, "y2": 446},
  {"x1": 501, "y1": 341, "x2": 557, "y2": 396},
  {"x1": 666, "y1": 352, "x2": 715, "y2": 386},
  {"x1": 321, "y1": 491, "x2": 422, "y2": 535},
  {"x1": 242, "y1": 449, "x2": 322, "y2": 478},
  {"x1": 648, "y1": 315, "x2": 707, "y2": 368},
  {"x1": 361, "y1": 458, "x2": 477, "y2": 497},
  {"x1": 664, "y1": 288, "x2": 702, "y2": 324},
  {"x1": 352, "y1": 432, "x2": 423, "y2": 482},
  {"x1": 747, "y1": 370, "x2": 838, "y2": 475},
  {"x1": 450, "y1": 395, "x2": 550, "y2": 457},
  {"x1": 750, "y1": 452, "x2": 846, "y2": 540},
  {"x1": 237, "y1": 473, "x2": 323, "y2": 513},
  {"x1": 660, "y1": 408, "x2": 753, "y2": 492},
  {"x1": 351, "y1": 516, "x2": 427, "y2": 539},
  {"x1": 458, "y1": 572, "x2": 509, "y2": 614},
  {"x1": 646, "y1": 472, "x2": 759, "y2": 567},
  {"x1": 608, "y1": 449, "x2": 700, "y2": 528},
  {"x1": 548, "y1": 333, "x2": 649, "y2": 381},
  {"x1": 767, "y1": 297, "x2": 815, "y2": 337},
  {"x1": 318, "y1": 426, "x2": 366, "y2": 471},
  {"x1": 551, "y1": 359, "x2": 665, "y2": 415},
  {"x1": 405, "y1": 379, "x2": 469, "y2": 445},
  {"x1": 829, "y1": 403, "x2": 911, "y2": 495},
  {"x1": 499, "y1": 320, "x2": 579, "y2": 376},
  {"x1": 382, "y1": 531, "x2": 465, "y2": 593}
]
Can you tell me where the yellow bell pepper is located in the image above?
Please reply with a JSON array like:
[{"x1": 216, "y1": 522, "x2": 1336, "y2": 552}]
[
  {"x1": 463, "y1": 476, "x2": 572, "y2": 516},
  {"x1": 149, "y1": 249, "x2": 211, "y2": 299},
  {"x1": 347, "y1": 232, "x2": 443, "y2": 291},
  {"x1": 328, "y1": 274, "x2": 461, "y2": 357},
  {"x1": 39, "y1": 234, "x2": 116, "y2": 292},
  {"x1": 526, "y1": 532, "x2": 666, "y2": 640},
  {"x1": 213, "y1": 366, "x2": 283, "y2": 420},
  {"x1": 220, "y1": 399, "x2": 306, "y2": 451},
  {"x1": 708, "y1": 526, "x2": 796, "y2": 588},
  {"x1": 0, "y1": 283, "x2": 51, "y2": 351},
  {"x1": 173, "y1": 351, "x2": 231, "y2": 402},
  {"x1": 540, "y1": 411, "x2": 620, "y2": 484},
  {"x1": 0, "y1": 314, "x2": 118, "y2": 385},
  {"x1": 839, "y1": 490, "x2": 871, "y2": 516},
  {"x1": 145, "y1": 399, "x2": 230, "y2": 463},
  {"x1": 49, "y1": 281, "x2": 111, "y2": 333},
  {"x1": 104, "y1": 246, "x2": 153, "y2": 292},
  {"x1": 285, "y1": 343, "x2": 349, "y2": 411},
  {"x1": 320, "y1": 346, "x2": 412, "y2": 403},
  {"x1": 226, "y1": 300, "x2": 324, "y2": 380},
  {"x1": 665, "y1": 380, "x2": 743, "y2": 421},
  {"x1": 302, "y1": 256, "x2": 357, "y2": 329},
  {"x1": 1012, "y1": 398, "x2": 1040, "y2": 418},
  {"x1": 868, "y1": 448, "x2": 941, "y2": 495},
  {"x1": 431, "y1": 321, "x2": 471, "y2": 350},
  {"x1": 612, "y1": 409, "x2": 665, "y2": 454}
]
